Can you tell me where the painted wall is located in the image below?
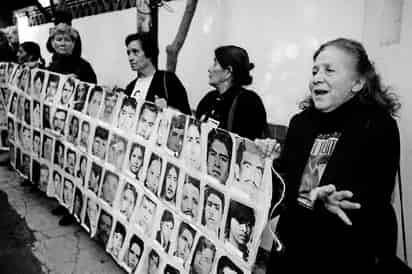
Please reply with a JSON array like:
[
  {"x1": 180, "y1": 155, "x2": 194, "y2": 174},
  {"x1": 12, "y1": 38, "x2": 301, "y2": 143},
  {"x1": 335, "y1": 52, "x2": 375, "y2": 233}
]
[{"x1": 363, "y1": 0, "x2": 411, "y2": 265}]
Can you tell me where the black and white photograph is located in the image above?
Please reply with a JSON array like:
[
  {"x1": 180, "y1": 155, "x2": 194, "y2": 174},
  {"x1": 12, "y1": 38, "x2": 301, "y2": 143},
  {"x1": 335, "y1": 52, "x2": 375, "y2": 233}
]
[
  {"x1": 44, "y1": 73, "x2": 60, "y2": 102},
  {"x1": 201, "y1": 185, "x2": 225, "y2": 238},
  {"x1": 41, "y1": 134, "x2": 53, "y2": 162},
  {"x1": 23, "y1": 97, "x2": 31, "y2": 125},
  {"x1": 124, "y1": 141, "x2": 145, "y2": 181},
  {"x1": 42, "y1": 103, "x2": 52, "y2": 130},
  {"x1": 135, "y1": 102, "x2": 158, "y2": 140},
  {"x1": 52, "y1": 170, "x2": 63, "y2": 200},
  {"x1": 64, "y1": 148, "x2": 77, "y2": 176},
  {"x1": 31, "y1": 69, "x2": 45, "y2": 99},
  {"x1": 76, "y1": 153, "x2": 88, "y2": 187},
  {"x1": 85, "y1": 85, "x2": 103, "y2": 118},
  {"x1": 216, "y1": 256, "x2": 243, "y2": 274},
  {"x1": 190, "y1": 236, "x2": 216, "y2": 274},
  {"x1": 99, "y1": 169, "x2": 119, "y2": 207},
  {"x1": 155, "y1": 209, "x2": 175, "y2": 253},
  {"x1": 115, "y1": 181, "x2": 138, "y2": 221},
  {"x1": 135, "y1": 194, "x2": 157, "y2": 235},
  {"x1": 166, "y1": 114, "x2": 186, "y2": 158},
  {"x1": 83, "y1": 196, "x2": 100, "y2": 236},
  {"x1": 38, "y1": 163, "x2": 50, "y2": 193},
  {"x1": 87, "y1": 161, "x2": 102, "y2": 195},
  {"x1": 59, "y1": 76, "x2": 76, "y2": 106},
  {"x1": 224, "y1": 200, "x2": 256, "y2": 262},
  {"x1": 32, "y1": 99, "x2": 41, "y2": 128},
  {"x1": 160, "y1": 162, "x2": 180, "y2": 207},
  {"x1": 72, "y1": 187, "x2": 84, "y2": 221},
  {"x1": 173, "y1": 221, "x2": 196, "y2": 264},
  {"x1": 21, "y1": 125, "x2": 31, "y2": 152},
  {"x1": 62, "y1": 177, "x2": 74, "y2": 210},
  {"x1": 206, "y1": 129, "x2": 233, "y2": 185},
  {"x1": 116, "y1": 96, "x2": 137, "y2": 131},
  {"x1": 99, "y1": 88, "x2": 119, "y2": 123},
  {"x1": 52, "y1": 108, "x2": 68, "y2": 136},
  {"x1": 107, "y1": 132, "x2": 128, "y2": 169},
  {"x1": 94, "y1": 209, "x2": 113, "y2": 248},
  {"x1": 79, "y1": 119, "x2": 91, "y2": 152},
  {"x1": 91, "y1": 125, "x2": 109, "y2": 160},
  {"x1": 144, "y1": 152, "x2": 163, "y2": 196},
  {"x1": 8, "y1": 91, "x2": 17, "y2": 114},
  {"x1": 143, "y1": 248, "x2": 161, "y2": 274},
  {"x1": 123, "y1": 233, "x2": 144, "y2": 273},
  {"x1": 21, "y1": 153, "x2": 31, "y2": 179},
  {"x1": 73, "y1": 82, "x2": 90, "y2": 112},
  {"x1": 66, "y1": 113, "x2": 80, "y2": 145},
  {"x1": 180, "y1": 174, "x2": 201, "y2": 222},
  {"x1": 7, "y1": 117, "x2": 14, "y2": 142},
  {"x1": 53, "y1": 140, "x2": 65, "y2": 169},
  {"x1": 182, "y1": 118, "x2": 202, "y2": 171},
  {"x1": 107, "y1": 220, "x2": 126, "y2": 259}
]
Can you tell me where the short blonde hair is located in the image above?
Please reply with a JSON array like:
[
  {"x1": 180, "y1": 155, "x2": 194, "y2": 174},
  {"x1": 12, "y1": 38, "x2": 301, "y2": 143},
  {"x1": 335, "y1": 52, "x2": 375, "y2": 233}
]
[{"x1": 49, "y1": 23, "x2": 79, "y2": 41}]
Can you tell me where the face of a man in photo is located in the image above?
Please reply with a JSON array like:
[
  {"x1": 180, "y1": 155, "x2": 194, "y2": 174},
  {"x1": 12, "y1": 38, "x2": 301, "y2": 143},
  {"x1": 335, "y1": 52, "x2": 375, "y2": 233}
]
[
  {"x1": 108, "y1": 140, "x2": 126, "y2": 168},
  {"x1": 146, "y1": 158, "x2": 161, "y2": 194},
  {"x1": 103, "y1": 94, "x2": 117, "y2": 116},
  {"x1": 126, "y1": 241, "x2": 142, "y2": 269},
  {"x1": 46, "y1": 80, "x2": 58, "y2": 98},
  {"x1": 118, "y1": 105, "x2": 135, "y2": 129},
  {"x1": 207, "y1": 139, "x2": 230, "y2": 184},
  {"x1": 53, "y1": 173, "x2": 61, "y2": 195},
  {"x1": 164, "y1": 167, "x2": 178, "y2": 201},
  {"x1": 39, "y1": 167, "x2": 49, "y2": 189},
  {"x1": 184, "y1": 124, "x2": 201, "y2": 170},
  {"x1": 33, "y1": 104, "x2": 41, "y2": 127},
  {"x1": 204, "y1": 193, "x2": 223, "y2": 234},
  {"x1": 97, "y1": 213, "x2": 112, "y2": 245},
  {"x1": 102, "y1": 174, "x2": 118, "y2": 205},
  {"x1": 136, "y1": 108, "x2": 156, "y2": 139},
  {"x1": 67, "y1": 152, "x2": 76, "y2": 173},
  {"x1": 230, "y1": 218, "x2": 252, "y2": 247},
  {"x1": 167, "y1": 125, "x2": 184, "y2": 153},
  {"x1": 63, "y1": 182, "x2": 73, "y2": 205},
  {"x1": 43, "y1": 138, "x2": 52, "y2": 160},
  {"x1": 89, "y1": 169, "x2": 100, "y2": 193},
  {"x1": 80, "y1": 122, "x2": 90, "y2": 146},
  {"x1": 93, "y1": 136, "x2": 106, "y2": 159},
  {"x1": 129, "y1": 146, "x2": 144, "y2": 175},
  {"x1": 138, "y1": 197, "x2": 155, "y2": 230},
  {"x1": 127, "y1": 39, "x2": 152, "y2": 72},
  {"x1": 53, "y1": 111, "x2": 66, "y2": 133},
  {"x1": 193, "y1": 246, "x2": 214, "y2": 274},
  {"x1": 181, "y1": 181, "x2": 200, "y2": 220},
  {"x1": 87, "y1": 199, "x2": 99, "y2": 231},
  {"x1": 238, "y1": 150, "x2": 264, "y2": 187},
  {"x1": 176, "y1": 228, "x2": 194, "y2": 261},
  {"x1": 62, "y1": 81, "x2": 74, "y2": 104}
]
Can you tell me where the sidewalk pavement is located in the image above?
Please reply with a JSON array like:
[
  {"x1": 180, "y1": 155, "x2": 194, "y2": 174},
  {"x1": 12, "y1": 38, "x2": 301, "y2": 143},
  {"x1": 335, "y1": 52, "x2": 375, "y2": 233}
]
[{"x1": 0, "y1": 162, "x2": 124, "y2": 274}]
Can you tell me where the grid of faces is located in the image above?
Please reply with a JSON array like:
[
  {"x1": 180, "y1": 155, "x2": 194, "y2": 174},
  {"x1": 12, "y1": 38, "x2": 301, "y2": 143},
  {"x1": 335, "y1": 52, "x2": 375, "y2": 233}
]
[{"x1": 4, "y1": 64, "x2": 275, "y2": 274}]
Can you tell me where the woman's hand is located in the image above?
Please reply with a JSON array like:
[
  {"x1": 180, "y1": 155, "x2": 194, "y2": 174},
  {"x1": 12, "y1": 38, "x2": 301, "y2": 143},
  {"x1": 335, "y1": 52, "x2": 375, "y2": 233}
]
[
  {"x1": 254, "y1": 138, "x2": 282, "y2": 160},
  {"x1": 316, "y1": 184, "x2": 361, "y2": 226}
]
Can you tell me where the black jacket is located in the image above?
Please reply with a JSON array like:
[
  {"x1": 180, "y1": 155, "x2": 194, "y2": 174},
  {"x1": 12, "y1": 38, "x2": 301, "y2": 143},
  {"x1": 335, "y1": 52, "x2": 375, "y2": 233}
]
[
  {"x1": 47, "y1": 54, "x2": 97, "y2": 84},
  {"x1": 125, "y1": 70, "x2": 191, "y2": 115}
]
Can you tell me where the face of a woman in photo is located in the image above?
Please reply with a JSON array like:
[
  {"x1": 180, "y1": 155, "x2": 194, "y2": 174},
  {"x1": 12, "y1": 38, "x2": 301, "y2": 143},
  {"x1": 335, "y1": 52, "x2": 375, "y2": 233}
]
[
  {"x1": 112, "y1": 231, "x2": 124, "y2": 257},
  {"x1": 87, "y1": 91, "x2": 102, "y2": 117},
  {"x1": 193, "y1": 246, "x2": 214, "y2": 274},
  {"x1": 53, "y1": 33, "x2": 75, "y2": 56},
  {"x1": 120, "y1": 187, "x2": 136, "y2": 217},
  {"x1": 208, "y1": 58, "x2": 228, "y2": 87},
  {"x1": 310, "y1": 46, "x2": 361, "y2": 113},
  {"x1": 184, "y1": 124, "x2": 201, "y2": 170},
  {"x1": 129, "y1": 146, "x2": 143, "y2": 174},
  {"x1": 164, "y1": 167, "x2": 178, "y2": 201}
]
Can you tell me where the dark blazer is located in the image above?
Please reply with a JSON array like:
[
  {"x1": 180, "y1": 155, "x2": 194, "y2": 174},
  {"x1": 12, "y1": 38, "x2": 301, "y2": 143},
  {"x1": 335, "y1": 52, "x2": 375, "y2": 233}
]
[{"x1": 125, "y1": 70, "x2": 191, "y2": 115}]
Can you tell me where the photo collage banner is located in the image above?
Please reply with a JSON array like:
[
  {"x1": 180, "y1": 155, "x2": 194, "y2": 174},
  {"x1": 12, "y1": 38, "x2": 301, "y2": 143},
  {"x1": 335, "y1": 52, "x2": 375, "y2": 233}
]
[{"x1": 2, "y1": 62, "x2": 282, "y2": 274}]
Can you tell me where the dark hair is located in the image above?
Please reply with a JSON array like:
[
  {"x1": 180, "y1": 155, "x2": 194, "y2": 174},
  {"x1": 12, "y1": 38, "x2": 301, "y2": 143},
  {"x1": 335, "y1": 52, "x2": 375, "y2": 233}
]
[
  {"x1": 202, "y1": 186, "x2": 224, "y2": 226},
  {"x1": 34, "y1": 70, "x2": 45, "y2": 83},
  {"x1": 121, "y1": 96, "x2": 137, "y2": 110},
  {"x1": 301, "y1": 38, "x2": 400, "y2": 116},
  {"x1": 20, "y1": 41, "x2": 44, "y2": 66},
  {"x1": 164, "y1": 265, "x2": 179, "y2": 274},
  {"x1": 94, "y1": 126, "x2": 108, "y2": 140},
  {"x1": 148, "y1": 249, "x2": 160, "y2": 266},
  {"x1": 184, "y1": 175, "x2": 200, "y2": 190},
  {"x1": 160, "y1": 210, "x2": 174, "y2": 226},
  {"x1": 207, "y1": 129, "x2": 233, "y2": 162},
  {"x1": 160, "y1": 162, "x2": 179, "y2": 201},
  {"x1": 215, "y1": 45, "x2": 254, "y2": 86},
  {"x1": 178, "y1": 222, "x2": 195, "y2": 242},
  {"x1": 235, "y1": 139, "x2": 263, "y2": 165},
  {"x1": 140, "y1": 102, "x2": 158, "y2": 116},
  {"x1": 217, "y1": 256, "x2": 242, "y2": 274},
  {"x1": 114, "y1": 222, "x2": 126, "y2": 237},
  {"x1": 191, "y1": 236, "x2": 216, "y2": 271},
  {"x1": 88, "y1": 86, "x2": 103, "y2": 102},
  {"x1": 47, "y1": 73, "x2": 60, "y2": 85},
  {"x1": 125, "y1": 32, "x2": 159, "y2": 62},
  {"x1": 129, "y1": 234, "x2": 144, "y2": 250}
]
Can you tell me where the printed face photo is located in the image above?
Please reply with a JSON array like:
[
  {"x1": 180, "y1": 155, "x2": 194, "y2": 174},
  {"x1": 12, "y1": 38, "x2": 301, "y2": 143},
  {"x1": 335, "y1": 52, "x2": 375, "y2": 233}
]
[
  {"x1": 21, "y1": 126, "x2": 31, "y2": 152},
  {"x1": 190, "y1": 236, "x2": 216, "y2": 274},
  {"x1": 52, "y1": 109, "x2": 67, "y2": 135},
  {"x1": 156, "y1": 210, "x2": 174, "y2": 252},
  {"x1": 76, "y1": 154, "x2": 88, "y2": 186},
  {"x1": 86, "y1": 86, "x2": 103, "y2": 118},
  {"x1": 216, "y1": 256, "x2": 243, "y2": 274},
  {"x1": 144, "y1": 153, "x2": 162, "y2": 195},
  {"x1": 88, "y1": 162, "x2": 102, "y2": 194},
  {"x1": 166, "y1": 114, "x2": 186, "y2": 157},
  {"x1": 60, "y1": 77, "x2": 76, "y2": 105},
  {"x1": 67, "y1": 115, "x2": 80, "y2": 144},
  {"x1": 65, "y1": 149, "x2": 77, "y2": 176},
  {"x1": 182, "y1": 119, "x2": 202, "y2": 171},
  {"x1": 16, "y1": 94, "x2": 25, "y2": 120},
  {"x1": 117, "y1": 97, "x2": 137, "y2": 130},
  {"x1": 92, "y1": 126, "x2": 109, "y2": 160},
  {"x1": 127, "y1": 143, "x2": 145, "y2": 180},
  {"x1": 84, "y1": 197, "x2": 100, "y2": 235},
  {"x1": 180, "y1": 175, "x2": 200, "y2": 221},
  {"x1": 147, "y1": 249, "x2": 160, "y2": 274},
  {"x1": 63, "y1": 178, "x2": 74, "y2": 207},
  {"x1": 32, "y1": 100, "x2": 41, "y2": 128},
  {"x1": 155, "y1": 113, "x2": 169, "y2": 147},
  {"x1": 8, "y1": 118, "x2": 14, "y2": 141},
  {"x1": 42, "y1": 135, "x2": 53, "y2": 162},
  {"x1": 99, "y1": 170, "x2": 119, "y2": 206},
  {"x1": 124, "y1": 234, "x2": 144, "y2": 272},
  {"x1": 23, "y1": 98, "x2": 31, "y2": 125},
  {"x1": 17, "y1": 68, "x2": 30, "y2": 92},
  {"x1": 174, "y1": 222, "x2": 195, "y2": 263},
  {"x1": 107, "y1": 134, "x2": 127, "y2": 169},
  {"x1": 79, "y1": 120, "x2": 90, "y2": 150},
  {"x1": 100, "y1": 90, "x2": 118, "y2": 123},
  {"x1": 44, "y1": 74, "x2": 60, "y2": 102},
  {"x1": 73, "y1": 187, "x2": 83, "y2": 219},
  {"x1": 202, "y1": 186, "x2": 224, "y2": 238},
  {"x1": 73, "y1": 82, "x2": 90, "y2": 112},
  {"x1": 136, "y1": 195, "x2": 157, "y2": 234},
  {"x1": 136, "y1": 103, "x2": 158, "y2": 140},
  {"x1": 39, "y1": 164, "x2": 50, "y2": 192},
  {"x1": 225, "y1": 200, "x2": 256, "y2": 261},
  {"x1": 109, "y1": 221, "x2": 126, "y2": 259},
  {"x1": 118, "y1": 182, "x2": 138, "y2": 220},
  {"x1": 42, "y1": 104, "x2": 51, "y2": 130},
  {"x1": 160, "y1": 163, "x2": 179, "y2": 205},
  {"x1": 95, "y1": 209, "x2": 113, "y2": 247},
  {"x1": 8, "y1": 92, "x2": 17, "y2": 114},
  {"x1": 53, "y1": 140, "x2": 65, "y2": 169},
  {"x1": 22, "y1": 154, "x2": 31, "y2": 178},
  {"x1": 207, "y1": 130, "x2": 233, "y2": 185},
  {"x1": 53, "y1": 171, "x2": 62, "y2": 199},
  {"x1": 31, "y1": 70, "x2": 45, "y2": 99},
  {"x1": 235, "y1": 139, "x2": 265, "y2": 188}
]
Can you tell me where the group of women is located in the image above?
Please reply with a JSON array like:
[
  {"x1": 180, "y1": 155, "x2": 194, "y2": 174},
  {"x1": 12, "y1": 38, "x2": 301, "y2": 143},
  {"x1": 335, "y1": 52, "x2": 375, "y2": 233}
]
[{"x1": 6, "y1": 10, "x2": 402, "y2": 273}]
